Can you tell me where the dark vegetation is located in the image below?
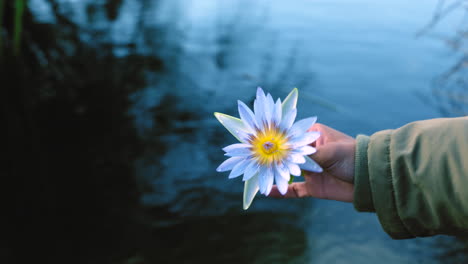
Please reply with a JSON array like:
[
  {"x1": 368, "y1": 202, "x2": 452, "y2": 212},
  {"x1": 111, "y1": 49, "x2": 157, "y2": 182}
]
[
  {"x1": 0, "y1": 1, "x2": 307, "y2": 263},
  {"x1": 0, "y1": 1, "x2": 162, "y2": 263}
]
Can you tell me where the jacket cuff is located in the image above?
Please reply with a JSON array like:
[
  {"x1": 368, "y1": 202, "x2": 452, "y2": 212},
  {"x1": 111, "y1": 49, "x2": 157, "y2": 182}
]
[
  {"x1": 353, "y1": 135, "x2": 374, "y2": 212},
  {"x1": 368, "y1": 130, "x2": 414, "y2": 239}
]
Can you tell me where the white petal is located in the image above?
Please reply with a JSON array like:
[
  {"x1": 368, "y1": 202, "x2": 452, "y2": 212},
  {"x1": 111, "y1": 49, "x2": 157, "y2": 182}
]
[
  {"x1": 272, "y1": 98, "x2": 282, "y2": 126},
  {"x1": 295, "y1": 145, "x2": 317, "y2": 156},
  {"x1": 264, "y1": 93, "x2": 274, "y2": 126},
  {"x1": 243, "y1": 160, "x2": 260, "y2": 181},
  {"x1": 300, "y1": 156, "x2": 323, "y2": 173},
  {"x1": 288, "y1": 131, "x2": 321, "y2": 148},
  {"x1": 214, "y1": 112, "x2": 250, "y2": 143},
  {"x1": 256, "y1": 87, "x2": 266, "y2": 97},
  {"x1": 254, "y1": 87, "x2": 267, "y2": 128},
  {"x1": 229, "y1": 158, "x2": 251, "y2": 179},
  {"x1": 264, "y1": 167, "x2": 274, "y2": 196},
  {"x1": 280, "y1": 108, "x2": 297, "y2": 131},
  {"x1": 258, "y1": 166, "x2": 273, "y2": 195},
  {"x1": 222, "y1": 143, "x2": 250, "y2": 153},
  {"x1": 216, "y1": 156, "x2": 245, "y2": 172},
  {"x1": 286, "y1": 162, "x2": 301, "y2": 176},
  {"x1": 275, "y1": 162, "x2": 290, "y2": 181},
  {"x1": 253, "y1": 99, "x2": 262, "y2": 128},
  {"x1": 238, "y1": 100, "x2": 258, "y2": 132},
  {"x1": 243, "y1": 173, "x2": 259, "y2": 210},
  {"x1": 224, "y1": 146, "x2": 252, "y2": 157},
  {"x1": 274, "y1": 169, "x2": 289, "y2": 195},
  {"x1": 287, "y1": 153, "x2": 306, "y2": 164},
  {"x1": 258, "y1": 167, "x2": 268, "y2": 194},
  {"x1": 281, "y1": 88, "x2": 298, "y2": 119},
  {"x1": 289, "y1": 117, "x2": 317, "y2": 136}
]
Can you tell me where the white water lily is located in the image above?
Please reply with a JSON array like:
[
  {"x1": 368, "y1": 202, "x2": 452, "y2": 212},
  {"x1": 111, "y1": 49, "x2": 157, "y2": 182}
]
[{"x1": 214, "y1": 87, "x2": 322, "y2": 210}]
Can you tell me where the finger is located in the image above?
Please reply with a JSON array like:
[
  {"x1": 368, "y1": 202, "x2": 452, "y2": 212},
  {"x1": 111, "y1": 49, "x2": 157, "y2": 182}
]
[
  {"x1": 308, "y1": 123, "x2": 353, "y2": 145},
  {"x1": 308, "y1": 123, "x2": 326, "y2": 147},
  {"x1": 310, "y1": 142, "x2": 341, "y2": 169},
  {"x1": 268, "y1": 178, "x2": 337, "y2": 200},
  {"x1": 268, "y1": 175, "x2": 354, "y2": 202},
  {"x1": 309, "y1": 142, "x2": 355, "y2": 183},
  {"x1": 268, "y1": 182, "x2": 310, "y2": 198},
  {"x1": 303, "y1": 172, "x2": 354, "y2": 202},
  {"x1": 308, "y1": 123, "x2": 337, "y2": 146}
]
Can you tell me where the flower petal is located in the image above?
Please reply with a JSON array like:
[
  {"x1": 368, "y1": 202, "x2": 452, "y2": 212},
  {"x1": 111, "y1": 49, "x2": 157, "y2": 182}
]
[
  {"x1": 258, "y1": 166, "x2": 274, "y2": 195},
  {"x1": 281, "y1": 88, "x2": 298, "y2": 119},
  {"x1": 286, "y1": 162, "x2": 301, "y2": 176},
  {"x1": 243, "y1": 173, "x2": 259, "y2": 210},
  {"x1": 223, "y1": 144, "x2": 252, "y2": 157},
  {"x1": 258, "y1": 167, "x2": 268, "y2": 194},
  {"x1": 280, "y1": 108, "x2": 297, "y2": 131},
  {"x1": 275, "y1": 162, "x2": 290, "y2": 181},
  {"x1": 243, "y1": 160, "x2": 260, "y2": 181},
  {"x1": 254, "y1": 87, "x2": 267, "y2": 128},
  {"x1": 264, "y1": 167, "x2": 274, "y2": 196},
  {"x1": 214, "y1": 112, "x2": 250, "y2": 143},
  {"x1": 264, "y1": 93, "x2": 274, "y2": 126},
  {"x1": 289, "y1": 117, "x2": 317, "y2": 136},
  {"x1": 299, "y1": 156, "x2": 323, "y2": 173},
  {"x1": 222, "y1": 143, "x2": 250, "y2": 152},
  {"x1": 229, "y1": 158, "x2": 251, "y2": 179},
  {"x1": 272, "y1": 98, "x2": 282, "y2": 126},
  {"x1": 238, "y1": 100, "x2": 258, "y2": 132},
  {"x1": 216, "y1": 156, "x2": 245, "y2": 172},
  {"x1": 274, "y1": 169, "x2": 289, "y2": 195},
  {"x1": 287, "y1": 153, "x2": 306, "y2": 164},
  {"x1": 294, "y1": 145, "x2": 317, "y2": 156},
  {"x1": 288, "y1": 131, "x2": 321, "y2": 148}
]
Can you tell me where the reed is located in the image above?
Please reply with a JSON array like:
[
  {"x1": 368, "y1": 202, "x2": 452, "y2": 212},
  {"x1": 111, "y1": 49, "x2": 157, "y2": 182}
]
[
  {"x1": 13, "y1": 0, "x2": 25, "y2": 56},
  {"x1": 0, "y1": 0, "x2": 4, "y2": 58}
]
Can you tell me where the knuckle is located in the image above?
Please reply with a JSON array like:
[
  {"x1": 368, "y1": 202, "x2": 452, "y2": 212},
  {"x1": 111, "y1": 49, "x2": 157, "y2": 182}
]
[{"x1": 292, "y1": 184, "x2": 306, "y2": 198}]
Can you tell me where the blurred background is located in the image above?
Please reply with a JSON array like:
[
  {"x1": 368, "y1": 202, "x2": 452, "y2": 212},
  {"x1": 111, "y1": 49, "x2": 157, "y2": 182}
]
[{"x1": 1, "y1": 0, "x2": 468, "y2": 263}]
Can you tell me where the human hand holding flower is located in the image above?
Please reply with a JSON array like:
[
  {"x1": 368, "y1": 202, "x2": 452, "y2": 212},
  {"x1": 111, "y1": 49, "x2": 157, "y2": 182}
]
[{"x1": 269, "y1": 123, "x2": 356, "y2": 202}]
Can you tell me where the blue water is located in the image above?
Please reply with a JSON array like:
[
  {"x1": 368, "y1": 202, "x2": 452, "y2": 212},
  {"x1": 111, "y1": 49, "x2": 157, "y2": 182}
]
[
  {"x1": 132, "y1": 1, "x2": 466, "y2": 263},
  {"x1": 133, "y1": 0, "x2": 464, "y2": 263},
  {"x1": 30, "y1": 0, "x2": 467, "y2": 262}
]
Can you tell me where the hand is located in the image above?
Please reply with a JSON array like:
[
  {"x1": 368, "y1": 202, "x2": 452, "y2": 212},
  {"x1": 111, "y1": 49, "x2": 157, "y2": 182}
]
[{"x1": 269, "y1": 123, "x2": 356, "y2": 202}]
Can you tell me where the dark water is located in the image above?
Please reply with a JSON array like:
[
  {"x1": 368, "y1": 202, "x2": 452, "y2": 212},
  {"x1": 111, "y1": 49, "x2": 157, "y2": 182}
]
[{"x1": 8, "y1": 0, "x2": 467, "y2": 263}]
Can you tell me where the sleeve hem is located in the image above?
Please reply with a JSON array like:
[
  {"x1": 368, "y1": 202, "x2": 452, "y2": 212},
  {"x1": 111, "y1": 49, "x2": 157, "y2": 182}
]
[
  {"x1": 353, "y1": 134, "x2": 374, "y2": 212},
  {"x1": 369, "y1": 130, "x2": 414, "y2": 239}
]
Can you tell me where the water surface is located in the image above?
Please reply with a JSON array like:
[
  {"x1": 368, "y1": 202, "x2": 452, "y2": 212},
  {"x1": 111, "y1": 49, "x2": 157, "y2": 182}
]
[{"x1": 28, "y1": 0, "x2": 468, "y2": 263}]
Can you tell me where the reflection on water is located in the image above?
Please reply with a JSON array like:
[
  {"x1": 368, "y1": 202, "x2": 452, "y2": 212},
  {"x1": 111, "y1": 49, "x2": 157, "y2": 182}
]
[
  {"x1": 5, "y1": 0, "x2": 468, "y2": 263},
  {"x1": 425, "y1": 1, "x2": 468, "y2": 116},
  {"x1": 0, "y1": 6, "x2": 152, "y2": 262},
  {"x1": 136, "y1": 211, "x2": 307, "y2": 263}
]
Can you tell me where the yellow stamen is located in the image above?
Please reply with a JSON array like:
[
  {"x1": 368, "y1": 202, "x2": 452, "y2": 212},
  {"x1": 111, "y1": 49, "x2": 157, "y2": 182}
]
[{"x1": 250, "y1": 125, "x2": 289, "y2": 165}]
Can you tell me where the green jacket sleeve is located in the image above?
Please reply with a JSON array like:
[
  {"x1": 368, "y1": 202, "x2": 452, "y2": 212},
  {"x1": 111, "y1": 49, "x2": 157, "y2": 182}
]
[{"x1": 353, "y1": 117, "x2": 468, "y2": 239}]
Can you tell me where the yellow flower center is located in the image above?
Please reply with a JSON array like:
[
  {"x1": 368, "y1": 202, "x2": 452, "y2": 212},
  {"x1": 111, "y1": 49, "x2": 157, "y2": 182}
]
[{"x1": 250, "y1": 126, "x2": 289, "y2": 165}]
